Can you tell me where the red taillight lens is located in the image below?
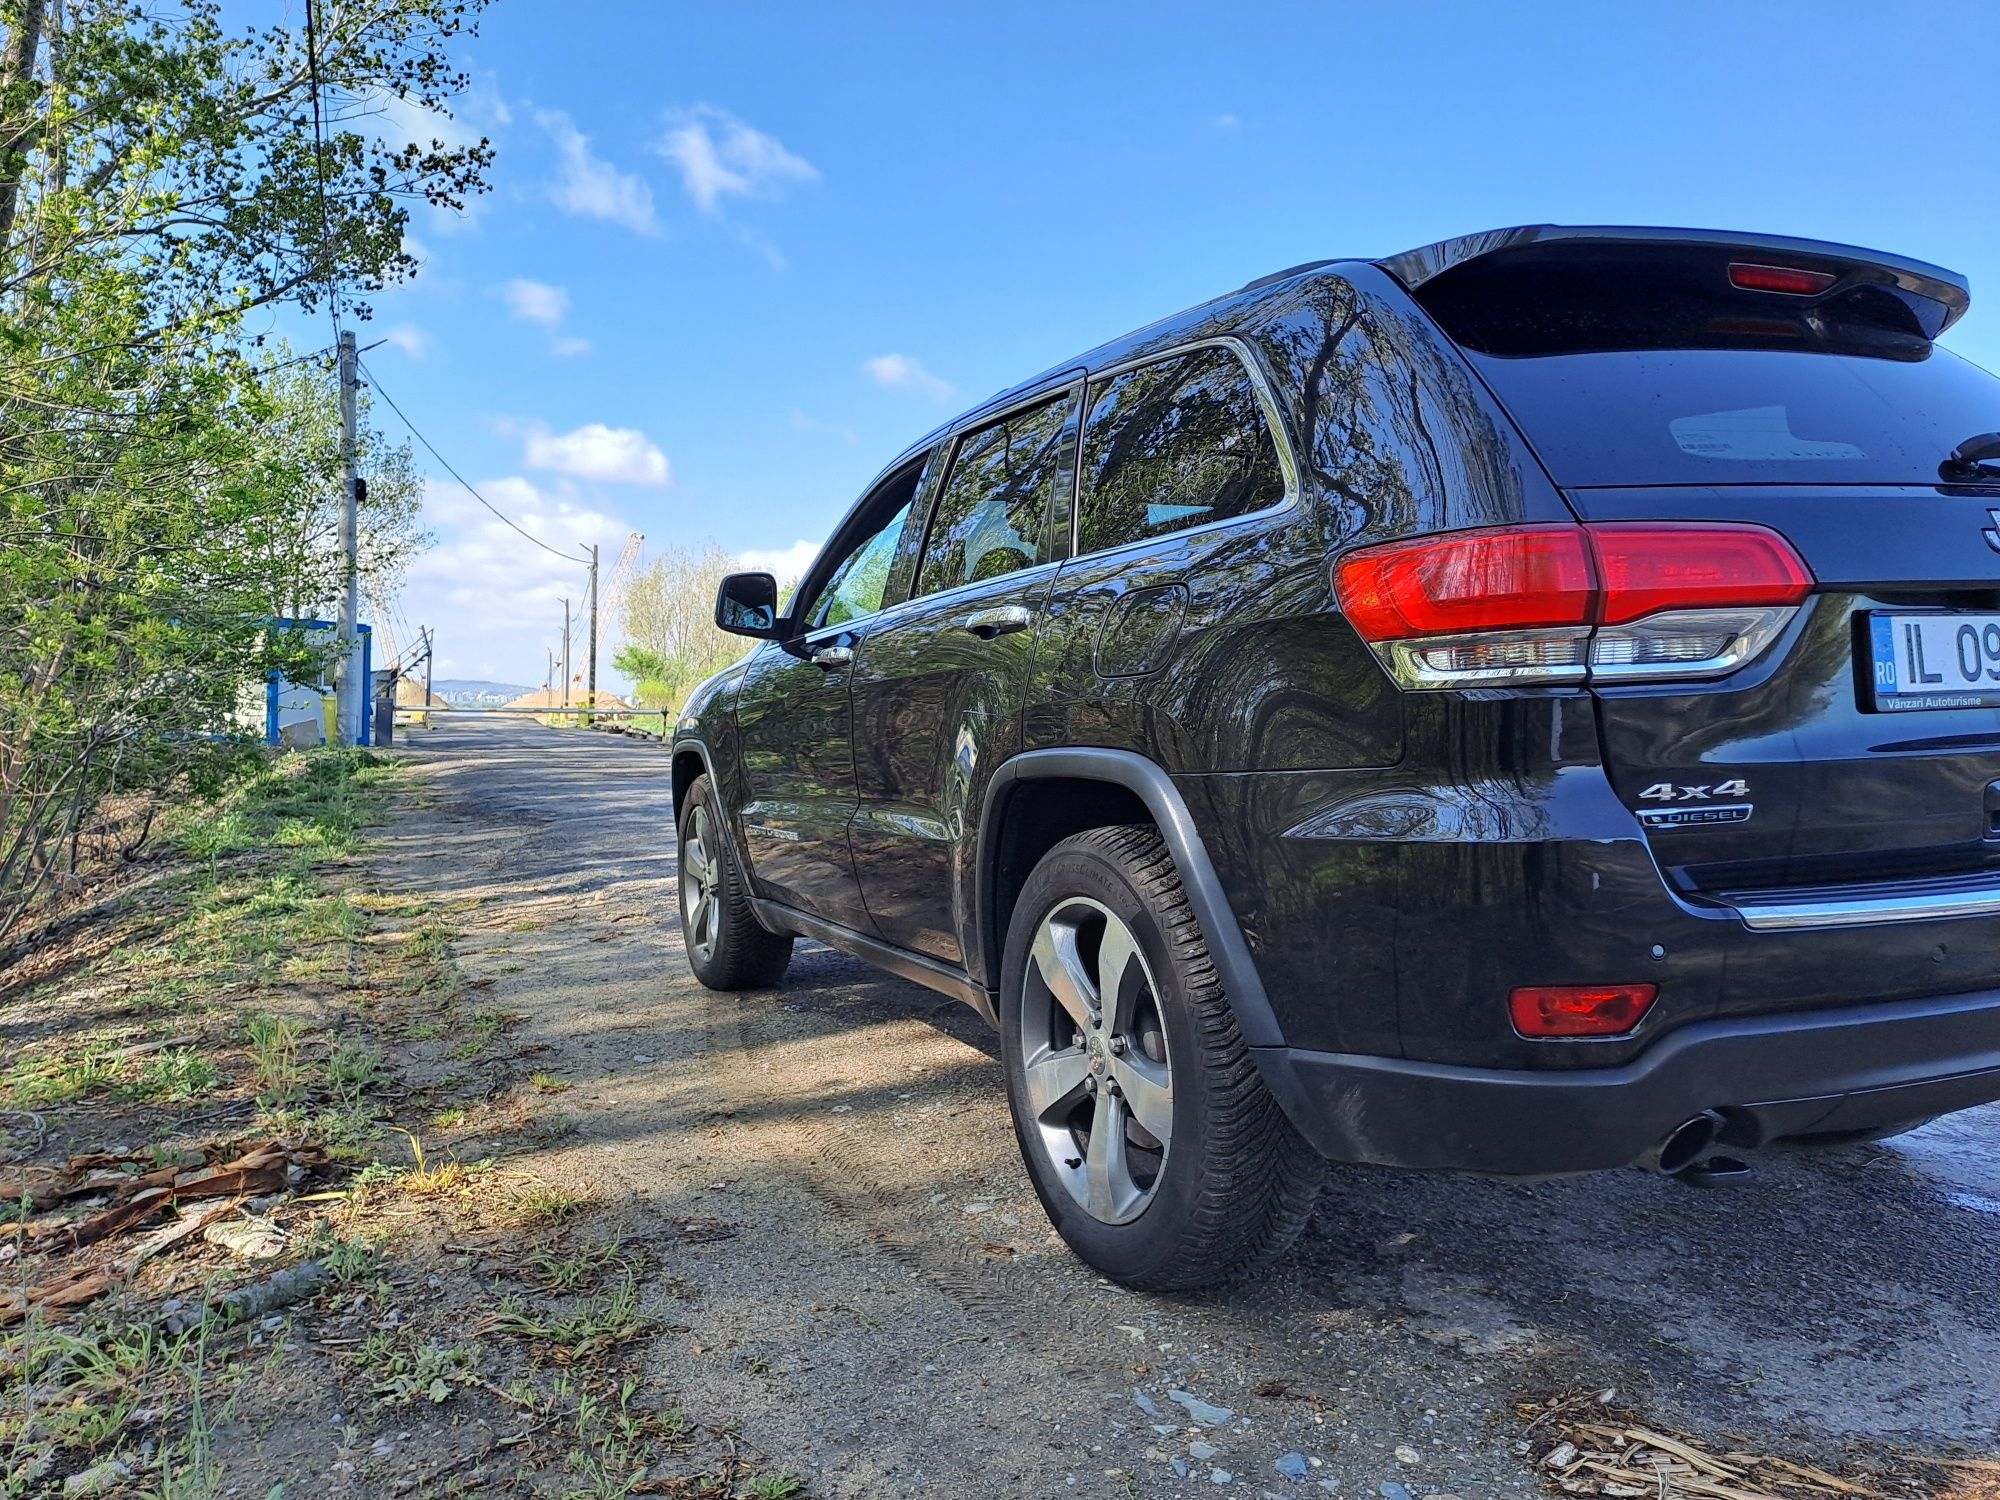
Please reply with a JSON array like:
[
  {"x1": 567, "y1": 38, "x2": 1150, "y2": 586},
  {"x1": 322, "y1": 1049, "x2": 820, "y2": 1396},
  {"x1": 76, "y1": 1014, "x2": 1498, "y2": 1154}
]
[
  {"x1": 1333, "y1": 525, "x2": 1595, "y2": 639},
  {"x1": 1728, "y1": 262, "x2": 1837, "y2": 296},
  {"x1": 1334, "y1": 523, "x2": 1813, "y2": 687},
  {"x1": 1589, "y1": 523, "x2": 1814, "y2": 625},
  {"x1": 1509, "y1": 983, "x2": 1658, "y2": 1039}
]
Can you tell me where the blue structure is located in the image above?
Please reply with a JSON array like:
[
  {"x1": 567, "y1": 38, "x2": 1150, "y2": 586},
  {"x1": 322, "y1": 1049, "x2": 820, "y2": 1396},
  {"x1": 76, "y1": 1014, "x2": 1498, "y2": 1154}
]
[{"x1": 258, "y1": 618, "x2": 373, "y2": 747}]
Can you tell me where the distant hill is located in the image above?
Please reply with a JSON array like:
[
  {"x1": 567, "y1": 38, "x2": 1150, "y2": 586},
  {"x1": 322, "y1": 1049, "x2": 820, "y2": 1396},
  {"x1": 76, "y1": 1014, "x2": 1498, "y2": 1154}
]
[{"x1": 431, "y1": 678, "x2": 536, "y2": 707}]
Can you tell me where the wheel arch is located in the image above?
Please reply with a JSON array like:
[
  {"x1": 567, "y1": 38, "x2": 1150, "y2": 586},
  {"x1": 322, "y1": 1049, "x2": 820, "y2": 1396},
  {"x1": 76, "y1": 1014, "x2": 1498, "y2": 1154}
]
[{"x1": 975, "y1": 748, "x2": 1283, "y2": 1047}]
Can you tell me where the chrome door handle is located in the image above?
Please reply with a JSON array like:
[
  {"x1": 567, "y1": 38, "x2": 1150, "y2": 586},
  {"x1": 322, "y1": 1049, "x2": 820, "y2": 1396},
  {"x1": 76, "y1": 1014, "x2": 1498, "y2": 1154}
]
[
  {"x1": 960, "y1": 605, "x2": 1033, "y2": 640},
  {"x1": 810, "y1": 645, "x2": 853, "y2": 670}
]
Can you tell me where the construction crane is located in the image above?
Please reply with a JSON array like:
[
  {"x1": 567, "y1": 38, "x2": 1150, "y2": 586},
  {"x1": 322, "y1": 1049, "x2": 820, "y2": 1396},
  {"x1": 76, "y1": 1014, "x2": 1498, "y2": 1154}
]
[{"x1": 595, "y1": 531, "x2": 644, "y2": 670}]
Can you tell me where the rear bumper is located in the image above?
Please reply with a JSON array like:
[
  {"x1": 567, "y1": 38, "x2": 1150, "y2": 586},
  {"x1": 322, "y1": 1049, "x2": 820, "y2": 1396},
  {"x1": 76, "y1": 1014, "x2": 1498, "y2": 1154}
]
[{"x1": 1255, "y1": 986, "x2": 2000, "y2": 1177}]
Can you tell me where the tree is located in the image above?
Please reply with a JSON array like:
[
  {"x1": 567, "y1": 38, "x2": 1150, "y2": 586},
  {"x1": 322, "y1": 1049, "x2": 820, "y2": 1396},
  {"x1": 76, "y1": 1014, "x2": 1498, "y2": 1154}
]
[
  {"x1": 232, "y1": 343, "x2": 430, "y2": 622},
  {"x1": 0, "y1": 0, "x2": 491, "y2": 940},
  {"x1": 611, "y1": 644, "x2": 672, "y2": 709},
  {"x1": 618, "y1": 542, "x2": 755, "y2": 713}
]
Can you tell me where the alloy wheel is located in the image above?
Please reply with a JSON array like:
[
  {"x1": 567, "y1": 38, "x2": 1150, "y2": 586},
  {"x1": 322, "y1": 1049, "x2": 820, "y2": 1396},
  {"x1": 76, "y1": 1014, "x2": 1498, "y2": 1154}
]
[
  {"x1": 680, "y1": 804, "x2": 720, "y2": 964},
  {"x1": 1017, "y1": 896, "x2": 1173, "y2": 1225}
]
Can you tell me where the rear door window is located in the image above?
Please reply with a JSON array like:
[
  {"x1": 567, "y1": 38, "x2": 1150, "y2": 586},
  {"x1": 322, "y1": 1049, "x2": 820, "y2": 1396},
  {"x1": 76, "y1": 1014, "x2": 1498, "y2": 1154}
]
[
  {"x1": 1077, "y1": 346, "x2": 1287, "y2": 555},
  {"x1": 915, "y1": 393, "x2": 1074, "y2": 598}
]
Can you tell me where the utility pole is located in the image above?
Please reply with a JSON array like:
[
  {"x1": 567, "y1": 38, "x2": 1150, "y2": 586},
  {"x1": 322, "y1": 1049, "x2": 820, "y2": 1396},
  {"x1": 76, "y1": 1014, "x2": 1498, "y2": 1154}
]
[
  {"x1": 334, "y1": 330, "x2": 361, "y2": 747},
  {"x1": 421, "y1": 628, "x2": 434, "y2": 714},
  {"x1": 586, "y1": 543, "x2": 599, "y2": 714},
  {"x1": 560, "y1": 597, "x2": 571, "y2": 713}
]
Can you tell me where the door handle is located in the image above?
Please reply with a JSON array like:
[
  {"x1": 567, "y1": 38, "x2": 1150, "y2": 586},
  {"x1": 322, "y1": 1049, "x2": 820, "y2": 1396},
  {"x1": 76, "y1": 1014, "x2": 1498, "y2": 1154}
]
[
  {"x1": 810, "y1": 645, "x2": 853, "y2": 671},
  {"x1": 960, "y1": 605, "x2": 1033, "y2": 640}
]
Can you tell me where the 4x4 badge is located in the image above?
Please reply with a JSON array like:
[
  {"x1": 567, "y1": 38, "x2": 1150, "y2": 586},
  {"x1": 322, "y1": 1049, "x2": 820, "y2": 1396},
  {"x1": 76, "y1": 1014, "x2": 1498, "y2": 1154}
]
[{"x1": 1983, "y1": 508, "x2": 2000, "y2": 554}]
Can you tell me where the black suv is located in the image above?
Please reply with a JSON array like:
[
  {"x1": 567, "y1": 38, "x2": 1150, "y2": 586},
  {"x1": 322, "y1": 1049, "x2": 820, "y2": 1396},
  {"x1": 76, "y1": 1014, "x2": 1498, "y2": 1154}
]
[{"x1": 672, "y1": 225, "x2": 2000, "y2": 1289}]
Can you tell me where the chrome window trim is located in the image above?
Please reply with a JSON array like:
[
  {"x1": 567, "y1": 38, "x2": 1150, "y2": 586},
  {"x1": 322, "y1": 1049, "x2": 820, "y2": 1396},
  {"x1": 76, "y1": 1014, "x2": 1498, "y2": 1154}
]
[{"x1": 1071, "y1": 335, "x2": 1304, "y2": 562}]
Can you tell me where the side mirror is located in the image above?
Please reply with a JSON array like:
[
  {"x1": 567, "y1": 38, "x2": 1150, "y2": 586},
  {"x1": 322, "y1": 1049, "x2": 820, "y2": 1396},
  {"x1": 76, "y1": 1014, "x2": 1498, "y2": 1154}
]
[{"x1": 714, "y1": 571, "x2": 782, "y2": 638}]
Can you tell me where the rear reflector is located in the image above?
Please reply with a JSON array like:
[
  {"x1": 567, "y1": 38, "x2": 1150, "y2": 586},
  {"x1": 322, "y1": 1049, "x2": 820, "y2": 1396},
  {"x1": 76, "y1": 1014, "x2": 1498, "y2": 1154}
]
[
  {"x1": 1509, "y1": 983, "x2": 1658, "y2": 1039},
  {"x1": 1728, "y1": 262, "x2": 1837, "y2": 296},
  {"x1": 1334, "y1": 522, "x2": 1814, "y2": 688}
]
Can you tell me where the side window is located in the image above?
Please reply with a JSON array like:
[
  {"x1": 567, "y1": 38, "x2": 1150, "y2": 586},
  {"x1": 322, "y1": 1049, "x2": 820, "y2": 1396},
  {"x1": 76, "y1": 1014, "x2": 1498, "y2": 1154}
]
[
  {"x1": 915, "y1": 394, "x2": 1072, "y2": 598},
  {"x1": 1077, "y1": 346, "x2": 1287, "y2": 555},
  {"x1": 810, "y1": 501, "x2": 913, "y2": 629}
]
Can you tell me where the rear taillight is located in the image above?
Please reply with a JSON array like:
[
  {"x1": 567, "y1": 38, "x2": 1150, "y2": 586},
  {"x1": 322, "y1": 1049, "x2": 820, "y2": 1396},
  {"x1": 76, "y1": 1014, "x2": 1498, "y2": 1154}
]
[
  {"x1": 1509, "y1": 983, "x2": 1658, "y2": 1039},
  {"x1": 1334, "y1": 522, "x2": 1813, "y2": 689}
]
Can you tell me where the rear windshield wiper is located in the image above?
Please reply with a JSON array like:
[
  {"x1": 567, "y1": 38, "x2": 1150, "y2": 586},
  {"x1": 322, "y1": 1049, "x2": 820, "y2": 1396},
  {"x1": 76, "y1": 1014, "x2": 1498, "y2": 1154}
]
[{"x1": 1941, "y1": 431, "x2": 2000, "y2": 482}]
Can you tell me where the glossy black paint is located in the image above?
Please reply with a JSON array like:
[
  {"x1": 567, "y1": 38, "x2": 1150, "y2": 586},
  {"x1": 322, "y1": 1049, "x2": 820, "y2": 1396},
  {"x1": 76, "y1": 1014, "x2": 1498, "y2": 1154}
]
[{"x1": 671, "y1": 228, "x2": 2000, "y2": 1176}]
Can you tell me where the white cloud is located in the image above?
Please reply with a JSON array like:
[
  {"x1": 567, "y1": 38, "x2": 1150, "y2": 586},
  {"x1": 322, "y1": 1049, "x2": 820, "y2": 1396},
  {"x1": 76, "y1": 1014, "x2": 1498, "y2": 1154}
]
[
  {"x1": 382, "y1": 324, "x2": 431, "y2": 359},
  {"x1": 403, "y1": 476, "x2": 632, "y2": 690},
  {"x1": 551, "y1": 336, "x2": 593, "y2": 358},
  {"x1": 862, "y1": 352, "x2": 955, "y2": 403},
  {"x1": 502, "y1": 277, "x2": 569, "y2": 327},
  {"x1": 656, "y1": 105, "x2": 818, "y2": 214},
  {"x1": 1210, "y1": 112, "x2": 1241, "y2": 130},
  {"x1": 737, "y1": 538, "x2": 819, "y2": 583},
  {"x1": 523, "y1": 422, "x2": 670, "y2": 486},
  {"x1": 536, "y1": 108, "x2": 657, "y2": 234}
]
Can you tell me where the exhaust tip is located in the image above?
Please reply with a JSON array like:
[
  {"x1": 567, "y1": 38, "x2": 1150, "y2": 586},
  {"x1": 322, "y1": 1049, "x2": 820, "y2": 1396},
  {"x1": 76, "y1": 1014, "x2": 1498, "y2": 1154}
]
[{"x1": 1651, "y1": 1110, "x2": 1724, "y2": 1176}]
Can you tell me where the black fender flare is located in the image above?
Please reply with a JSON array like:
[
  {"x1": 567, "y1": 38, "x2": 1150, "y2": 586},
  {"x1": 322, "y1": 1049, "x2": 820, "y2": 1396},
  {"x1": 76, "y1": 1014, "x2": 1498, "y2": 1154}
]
[{"x1": 976, "y1": 748, "x2": 1284, "y2": 1048}]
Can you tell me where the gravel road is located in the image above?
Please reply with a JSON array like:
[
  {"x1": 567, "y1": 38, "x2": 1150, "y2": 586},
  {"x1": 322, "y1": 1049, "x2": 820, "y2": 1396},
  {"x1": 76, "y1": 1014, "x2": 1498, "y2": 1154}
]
[{"x1": 373, "y1": 713, "x2": 2000, "y2": 1497}]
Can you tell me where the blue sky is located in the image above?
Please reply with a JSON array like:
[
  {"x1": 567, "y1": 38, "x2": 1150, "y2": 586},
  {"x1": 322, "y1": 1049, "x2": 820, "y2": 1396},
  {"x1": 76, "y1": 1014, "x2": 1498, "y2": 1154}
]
[{"x1": 310, "y1": 0, "x2": 2000, "y2": 687}]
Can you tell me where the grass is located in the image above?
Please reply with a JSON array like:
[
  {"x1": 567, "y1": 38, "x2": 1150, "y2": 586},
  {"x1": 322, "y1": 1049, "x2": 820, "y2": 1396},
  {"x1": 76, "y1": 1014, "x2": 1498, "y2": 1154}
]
[
  {"x1": 325, "y1": 1037, "x2": 384, "y2": 1100},
  {"x1": 486, "y1": 1281, "x2": 651, "y2": 1363},
  {"x1": 130, "y1": 1047, "x2": 220, "y2": 1101},
  {"x1": 172, "y1": 748, "x2": 395, "y2": 862},
  {"x1": 506, "y1": 1179, "x2": 594, "y2": 1225},
  {"x1": 244, "y1": 1013, "x2": 304, "y2": 1105},
  {"x1": 1, "y1": 1043, "x2": 220, "y2": 1108},
  {"x1": 0, "y1": 1044, "x2": 123, "y2": 1108},
  {"x1": 521, "y1": 1239, "x2": 629, "y2": 1292},
  {"x1": 0, "y1": 745, "x2": 819, "y2": 1500}
]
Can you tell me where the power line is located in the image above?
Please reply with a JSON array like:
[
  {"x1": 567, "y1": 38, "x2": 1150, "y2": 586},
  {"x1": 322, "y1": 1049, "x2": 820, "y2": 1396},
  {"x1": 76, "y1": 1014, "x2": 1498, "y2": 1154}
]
[
  {"x1": 248, "y1": 337, "x2": 381, "y2": 380},
  {"x1": 359, "y1": 358, "x2": 589, "y2": 566}
]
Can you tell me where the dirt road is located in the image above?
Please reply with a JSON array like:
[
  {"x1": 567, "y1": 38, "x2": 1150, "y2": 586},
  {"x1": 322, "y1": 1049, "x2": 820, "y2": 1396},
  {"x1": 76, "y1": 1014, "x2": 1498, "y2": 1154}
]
[{"x1": 375, "y1": 714, "x2": 2000, "y2": 1497}]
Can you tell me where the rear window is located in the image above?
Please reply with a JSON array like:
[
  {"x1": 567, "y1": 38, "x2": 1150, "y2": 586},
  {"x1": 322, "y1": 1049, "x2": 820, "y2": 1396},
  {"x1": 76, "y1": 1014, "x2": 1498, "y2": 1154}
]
[{"x1": 1413, "y1": 244, "x2": 2000, "y2": 487}]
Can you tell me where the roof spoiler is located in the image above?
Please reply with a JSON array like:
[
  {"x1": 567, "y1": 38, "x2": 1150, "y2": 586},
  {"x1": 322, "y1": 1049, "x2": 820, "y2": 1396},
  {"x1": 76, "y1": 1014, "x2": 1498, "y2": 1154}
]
[{"x1": 1377, "y1": 225, "x2": 1971, "y2": 337}]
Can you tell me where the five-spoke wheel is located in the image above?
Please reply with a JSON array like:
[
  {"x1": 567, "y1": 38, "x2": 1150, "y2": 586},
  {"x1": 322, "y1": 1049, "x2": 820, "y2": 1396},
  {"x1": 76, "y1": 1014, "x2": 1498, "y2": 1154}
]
[
  {"x1": 1018, "y1": 897, "x2": 1173, "y2": 1224},
  {"x1": 999, "y1": 825, "x2": 1324, "y2": 1289},
  {"x1": 676, "y1": 774, "x2": 793, "y2": 990},
  {"x1": 680, "y1": 802, "x2": 721, "y2": 966}
]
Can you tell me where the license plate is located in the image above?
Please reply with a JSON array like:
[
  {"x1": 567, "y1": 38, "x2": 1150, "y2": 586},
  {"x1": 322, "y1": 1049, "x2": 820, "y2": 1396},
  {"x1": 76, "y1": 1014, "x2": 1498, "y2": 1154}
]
[{"x1": 1869, "y1": 612, "x2": 2000, "y2": 711}]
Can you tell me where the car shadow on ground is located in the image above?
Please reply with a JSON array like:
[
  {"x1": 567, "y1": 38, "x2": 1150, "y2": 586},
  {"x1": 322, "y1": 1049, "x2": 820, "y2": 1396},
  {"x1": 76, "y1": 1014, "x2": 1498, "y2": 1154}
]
[{"x1": 752, "y1": 953, "x2": 2000, "y2": 1447}]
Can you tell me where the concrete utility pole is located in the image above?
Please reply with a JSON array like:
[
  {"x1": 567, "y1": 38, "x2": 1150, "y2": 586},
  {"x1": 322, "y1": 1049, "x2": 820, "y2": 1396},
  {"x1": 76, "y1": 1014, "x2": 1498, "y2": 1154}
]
[
  {"x1": 421, "y1": 627, "x2": 433, "y2": 713},
  {"x1": 334, "y1": 330, "x2": 362, "y2": 747},
  {"x1": 586, "y1": 543, "x2": 599, "y2": 712},
  {"x1": 560, "y1": 597, "x2": 571, "y2": 712}
]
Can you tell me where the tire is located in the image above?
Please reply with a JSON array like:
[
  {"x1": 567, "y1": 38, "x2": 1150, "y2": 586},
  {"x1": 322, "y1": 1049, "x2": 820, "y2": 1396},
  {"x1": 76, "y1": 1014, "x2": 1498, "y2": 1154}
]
[
  {"x1": 1786, "y1": 1115, "x2": 1938, "y2": 1146},
  {"x1": 998, "y1": 825, "x2": 1324, "y2": 1290},
  {"x1": 676, "y1": 775, "x2": 793, "y2": 991}
]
